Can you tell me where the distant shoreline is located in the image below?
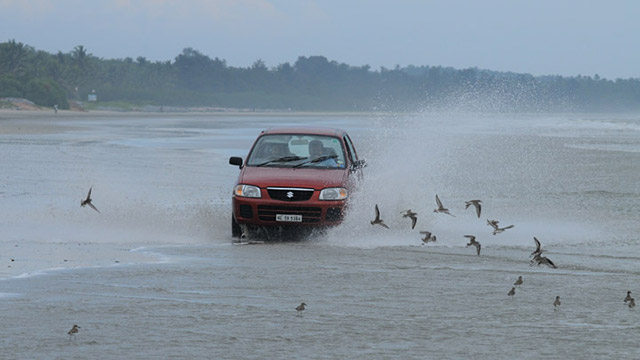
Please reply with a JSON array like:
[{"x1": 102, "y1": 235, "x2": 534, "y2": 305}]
[
  {"x1": 0, "y1": 107, "x2": 390, "y2": 135},
  {"x1": 0, "y1": 97, "x2": 390, "y2": 118}
]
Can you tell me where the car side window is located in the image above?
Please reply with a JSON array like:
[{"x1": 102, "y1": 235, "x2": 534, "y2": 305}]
[{"x1": 343, "y1": 135, "x2": 357, "y2": 165}]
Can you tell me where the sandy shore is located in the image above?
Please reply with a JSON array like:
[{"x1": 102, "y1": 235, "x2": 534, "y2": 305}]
[
  {"x1": 0, "y1": 238, "x2": 159, "y2": 280},
  {"x1": 0, "y1": 108, "x2": 390, "y2": 135}
]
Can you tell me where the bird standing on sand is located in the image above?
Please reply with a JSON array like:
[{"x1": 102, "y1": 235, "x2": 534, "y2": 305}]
[
  {"x1": 508, "y1": 287, "x2": 516, "y2": 297},
  {"x1": 371, "y1": 204, "x2": 390, "y2": 229},
  {"x1": 464, "y1": 235, "x2": 481, "y2": 256},
  {"x1": 296, "y1": 302, "x2": 307, "y2": 316},
  {"x1": 81, "y1": 187, "x2": 100, "y2": 213},
  {"x1": 420, "y1": 231, "x2": 436, "y2": 244},
  {"x1": 624, "y1": 291, "x2": 632, "y2": 303},
  {"x1": 401, "y1": 209, "x2": 418, "y2": 229},
  {"x1": 465, "y1": 200, "x2": 482, "y2": 218},
  {"x1": 514, "y1": 276, "x2": 523, "y2": 287},
  {"x1": 68, "y1": 324, "x2": 80, "y2": 340},
  {"x1": 487, "y1": 219, "x2": 513, "y2": 235},
  {"x1": 433, "y1": 195, "x2": 455, "y2": 217},
  {"x1": 554, "y1": 296, "x2": 561, "y2": 311}
]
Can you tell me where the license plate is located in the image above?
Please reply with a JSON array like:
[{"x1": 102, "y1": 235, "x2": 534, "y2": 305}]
[{"x1": 276, "y1": 214, "x2": 302, "y2": 222}]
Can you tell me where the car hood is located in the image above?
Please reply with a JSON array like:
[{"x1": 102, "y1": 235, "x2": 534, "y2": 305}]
[{"x1": 240, "y1": 166, "x2": 349, "y2": 189}]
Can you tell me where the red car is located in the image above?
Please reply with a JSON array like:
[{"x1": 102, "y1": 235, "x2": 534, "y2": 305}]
[{"x1": 229, "y1": 126, "x2": 366, "y2": 239}]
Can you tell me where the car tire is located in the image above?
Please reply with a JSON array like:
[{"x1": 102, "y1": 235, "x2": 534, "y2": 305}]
[{"x1": 231, "y1": 214, "x2": 241, "y2": 238}]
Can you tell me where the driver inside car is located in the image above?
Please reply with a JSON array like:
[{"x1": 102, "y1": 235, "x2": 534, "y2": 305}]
[{"x1": 308, "y1": 139, "x2": 339, "y2": 167}]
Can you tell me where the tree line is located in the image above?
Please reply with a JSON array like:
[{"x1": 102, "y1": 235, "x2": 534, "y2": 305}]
[{"x1": 1, "y1": 40, "x2": 639, "y2": 112}]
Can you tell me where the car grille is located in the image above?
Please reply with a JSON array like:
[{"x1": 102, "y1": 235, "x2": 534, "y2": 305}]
[
  {"x1": 267, "y1": 187, "x2": 314, "y2": 202},
  {"x1": 257, "y1": 205, "x2": 322, "y2": 223}
]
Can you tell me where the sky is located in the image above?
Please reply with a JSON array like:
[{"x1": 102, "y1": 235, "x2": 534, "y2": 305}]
[{"x1": 1, "y1": 0, "x2": 639, "y2": 79}]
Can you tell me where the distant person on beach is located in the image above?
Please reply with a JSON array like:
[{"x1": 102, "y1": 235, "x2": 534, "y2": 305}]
[{"x1": 53, "y1": 104, "x2": 58, "y2": 114}]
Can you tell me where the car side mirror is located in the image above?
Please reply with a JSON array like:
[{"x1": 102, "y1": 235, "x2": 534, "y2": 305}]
[
  {"x1": 229, "y1": 156, "x2": 243, "y2": 168},
  {"x1": 352, "y1": 159, "x2": 366, "y2": 170}
]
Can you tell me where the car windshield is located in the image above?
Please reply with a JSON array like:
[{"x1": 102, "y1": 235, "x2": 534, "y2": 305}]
[{"x1": 246, "y1": 134, "x2": 346, "y2": 168}]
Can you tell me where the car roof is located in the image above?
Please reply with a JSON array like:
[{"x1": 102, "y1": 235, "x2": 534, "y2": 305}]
[{"x1": 261, "y1": 126, "x2": 348, "y2": 137}]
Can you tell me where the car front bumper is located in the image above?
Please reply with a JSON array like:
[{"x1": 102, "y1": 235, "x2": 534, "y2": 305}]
[{"x1": 232, "y1": 195, "x2": 346, "y2": 227}]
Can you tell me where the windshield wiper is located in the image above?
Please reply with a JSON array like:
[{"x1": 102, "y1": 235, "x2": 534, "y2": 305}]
[
  {"x1": 256, "y1": 155, "x2": 307, "y2": 167},
  {"x1": 292, "y1": 155, "x2": 338, "y2": 168}
]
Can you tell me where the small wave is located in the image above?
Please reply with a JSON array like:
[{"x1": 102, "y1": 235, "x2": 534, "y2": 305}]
[
  {"x1": 13, "y1": 267, "x2": 68, "y2": 279},
  {"x1": 546, "y1": 189, "x2": 640, "y2": 198},
  {"x1": 565, "y1": 143, "x2": 640, "y2": 153},
  {"x1": 0, "y1": 292, "x2": 21, "y2": 298},
  {"x1": 130, "y1": 246, "x2": 174, "y2": 264},
  {"x1": 560, "y1": 118, "x2": 640, "y2": 132}
]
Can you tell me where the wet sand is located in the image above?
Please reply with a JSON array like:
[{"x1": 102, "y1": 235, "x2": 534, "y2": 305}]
[{"x1": 1, "y1": 111, "x2": 639, "y2": 358}]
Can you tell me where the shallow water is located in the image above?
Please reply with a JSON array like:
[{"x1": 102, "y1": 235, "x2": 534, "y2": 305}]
[{"x1": 1, "y1": 112, "x2": 639, "y2": 359}]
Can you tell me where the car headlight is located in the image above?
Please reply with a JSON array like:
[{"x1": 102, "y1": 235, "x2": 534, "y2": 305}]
[
  {"x1": 234, "y1": 184, "x2": 262, "y2": 198},
  {"x1": 319, "y1": 187, "x2": 348, "y2": 200}
]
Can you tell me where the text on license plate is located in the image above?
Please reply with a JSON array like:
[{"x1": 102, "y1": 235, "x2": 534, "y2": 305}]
[{"x1": 276, "y1": 214, "x2": 302, "y2": 222}]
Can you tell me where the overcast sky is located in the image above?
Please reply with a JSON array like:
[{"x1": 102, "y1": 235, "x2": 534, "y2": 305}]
[{"x1": 1, "y1": 0, "x2": 639, "y2": 79}]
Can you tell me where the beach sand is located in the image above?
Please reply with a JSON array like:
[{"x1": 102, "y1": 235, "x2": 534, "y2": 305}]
[{"x1": 0, "y1": 236, "x2": 156, "y2": 279}]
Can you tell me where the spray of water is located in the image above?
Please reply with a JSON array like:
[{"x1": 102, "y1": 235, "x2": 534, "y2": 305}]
[{"x1": 320, "y1": 109, "x2": 609, "y2": 251}]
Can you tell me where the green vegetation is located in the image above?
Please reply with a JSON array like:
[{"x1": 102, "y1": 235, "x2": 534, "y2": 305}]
[
  {"x1": 0, "y1": 99, "x2": 14, "y2": 108},
  {"x1": 2, "y1": 39, "x2": 640, "y2": 112}
]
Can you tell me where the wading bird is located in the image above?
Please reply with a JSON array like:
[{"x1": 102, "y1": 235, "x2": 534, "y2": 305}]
[
  {"x1": 67, "y1": 324, "x2": 80, "y2": 340},
  {"x1": 296, "y1": 302, "x2": 307, "y2": 316},
  {"x1": 514, "y1": 276, "x2": 523, "y2": 287}
]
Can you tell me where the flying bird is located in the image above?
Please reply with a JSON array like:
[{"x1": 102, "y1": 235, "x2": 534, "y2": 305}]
[
  {"x1": 465, "y1": 200, "x2": 482, "y2": 218},
  {"x1": 420, "y1": 231, "x2": 437, "y2": 244},
  {"x1": 401, "y1": 209, "x2": 418, "y2": 229},
  {"x1": 553, "y1": 296, "x2": 561, "y2": 310},
  {"x1": 67, "y1": 324, "x2": 80, "y2": 340},
  {"x1": 434, "y1": 194, "x2": 455, "y2": 217},
  {"x1": 514, "y1": 276, "x2": 523, "y2": 287},
  {"x1": 487, "y1": 219, "x2": 513, "y2": 235},
  {"x1": 531, "y1": 253, "x2": 557, "y2": 268},
  {"x1": 371, "y1": 204, "x2": 389, "y2": 229},
  {"x1": 531, "y1": 237, "x2": 544, "y2": 257},
  {"x1": 296, "y1": 302, "x2": 307, "y2": 316},
  {"x1": 464, "y1": 235, "x2": 481, "y2": 256},
  {"x1": 81, "y1": 187, "x2": 100, "y2": 213}
]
